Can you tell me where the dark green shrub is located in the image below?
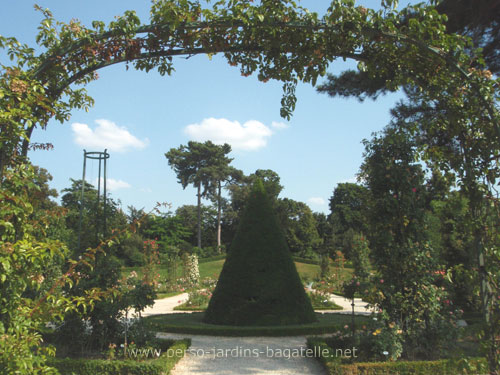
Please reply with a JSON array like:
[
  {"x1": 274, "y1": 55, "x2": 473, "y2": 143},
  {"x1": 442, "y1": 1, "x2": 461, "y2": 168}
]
[
  {"x1": 197, "y1": 246, "x2": 222, "y2": 258},
  {"x1": 126, "y1": 319, "x2": 156, "y2": 347},
  {"x1": 48, "y1": 339, "x2": 190, "y2": 375},
  {"x1": 204, "y1": 180, "x2": 317, "y2": 326},
  {"x1": 307, "y1": 337, "x2": 488, "y2": 375}
]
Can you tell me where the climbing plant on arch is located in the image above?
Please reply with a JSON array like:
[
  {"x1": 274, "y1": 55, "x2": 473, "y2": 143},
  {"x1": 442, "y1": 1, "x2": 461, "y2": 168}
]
[{"x1": 0, "y1": 0, "x2": 499, "y2": 372}]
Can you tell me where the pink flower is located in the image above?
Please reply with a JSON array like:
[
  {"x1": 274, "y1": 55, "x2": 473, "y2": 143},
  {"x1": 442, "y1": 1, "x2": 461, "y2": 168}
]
[
  {"x1": 412, "y1": 188, "x2": 417, "y2": 193},
  {"x1": 380, "y1": 279, "x2": 384, "y2": 284}
]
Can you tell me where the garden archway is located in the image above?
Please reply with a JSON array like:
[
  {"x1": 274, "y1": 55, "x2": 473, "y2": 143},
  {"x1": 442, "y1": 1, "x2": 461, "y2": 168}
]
[{"x1": 1, "y1": 0, "x2": 499, "y2": 371}]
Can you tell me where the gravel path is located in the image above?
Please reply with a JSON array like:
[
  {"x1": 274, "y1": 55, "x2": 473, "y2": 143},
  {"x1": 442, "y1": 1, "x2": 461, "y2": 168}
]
[
  {"x1": 144, "y1": 293, "x2": 371, "y2": 374},
  {"x1": 327, "y1": 294, "x2": 374, "y2": 315},
  {"x1": 140, "y1": 293, "x2": 189, "y2": 317},
  {"x1": 158, "y1": 333, "x2": 328, "y2": 375}
]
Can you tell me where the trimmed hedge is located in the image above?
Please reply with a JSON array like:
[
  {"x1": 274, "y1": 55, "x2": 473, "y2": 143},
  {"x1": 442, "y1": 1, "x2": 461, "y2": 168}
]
[
  {"x1": 313, "y1": 305, "x2": 343, "y2": 311},
  {"x1": 145, "y1": 312, "x2": 368, "y2": 337},
  {"x1": 48, "y1": 339, "x2": 190, "y2": 375},
  {"x1": 173, "y1": 304, "x2": 204, "y2": 311},
  {"x1": 173, "y1": 304, "x2": 344, "y2": 311},
  {"x1": 307, "y1": 338, "x2": 488, "y2": 375},
  {"x1": 204, "y1": 180, "x2": 316, "y2": 326}
]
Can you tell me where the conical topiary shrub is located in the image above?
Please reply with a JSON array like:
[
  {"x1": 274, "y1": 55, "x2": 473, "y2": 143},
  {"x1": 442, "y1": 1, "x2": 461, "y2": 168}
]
[{"x1": 203, "y1": 179, "x2": 317, "y2": 326}]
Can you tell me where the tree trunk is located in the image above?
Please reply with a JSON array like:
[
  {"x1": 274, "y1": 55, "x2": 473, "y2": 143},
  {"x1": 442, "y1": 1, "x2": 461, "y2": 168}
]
[
  {"x1": 0, "y1": 149, "x2": 5, "y2": 183},
  {"x1": 217, "y1": 180, "x2": 222, "y2": 252},
  {"x1": 197, "y1": 182, "x2": 202, "y2": 250},
  {"x1": 21, "y1": 125, "x2": 35, "y2": 158}
]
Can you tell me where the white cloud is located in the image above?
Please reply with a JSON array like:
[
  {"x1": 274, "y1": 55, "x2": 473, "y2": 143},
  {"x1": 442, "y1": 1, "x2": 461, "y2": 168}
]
[
  {"x1": 308, "y1": 197, "x2": 327, "y2": 206},
  {"x1": 94, "y1": 178, "x2": 131, "y2": 191},
  {"x1": 271, "y1": 121, "x2": 289, "y2": 130},
  {"x1": 184, "y1": 118, "x2": 282, "y2": 151},
  {"x1": 72, "y1": 119, "x2": 148, "y2": 153}
]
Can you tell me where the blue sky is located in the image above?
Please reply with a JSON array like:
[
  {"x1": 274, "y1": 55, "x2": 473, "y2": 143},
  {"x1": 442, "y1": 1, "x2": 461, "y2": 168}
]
[{"x1": 0, "y1": 1, "x2": 413, "y2": 214}]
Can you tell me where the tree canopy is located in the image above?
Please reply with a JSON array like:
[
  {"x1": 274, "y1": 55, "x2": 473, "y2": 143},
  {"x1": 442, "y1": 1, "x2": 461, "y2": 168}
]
[{"x1": 166, "y1": 140, "x2": 236, "y2": 249}]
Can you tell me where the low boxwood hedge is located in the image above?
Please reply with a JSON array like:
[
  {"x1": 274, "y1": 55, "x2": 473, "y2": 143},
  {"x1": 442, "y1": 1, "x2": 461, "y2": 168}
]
[
  {"x1": 173, "y1": 303, "x2": 204, "y2": 311},
  {"x1": 145, "y1": 312, "x2": 369, "y2": 337},
  {"x1": 48, "y1": 338, "x2": 190, "y2": 375},
  {"x1": 307, "y1": 337, "x2": 488, "y2": 375}
]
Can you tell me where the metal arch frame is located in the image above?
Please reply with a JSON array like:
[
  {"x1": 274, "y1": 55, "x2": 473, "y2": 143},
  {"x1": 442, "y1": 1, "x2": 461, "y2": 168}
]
[{"x1": 77, "y1": 149, "x2": 110, "y2": 251}]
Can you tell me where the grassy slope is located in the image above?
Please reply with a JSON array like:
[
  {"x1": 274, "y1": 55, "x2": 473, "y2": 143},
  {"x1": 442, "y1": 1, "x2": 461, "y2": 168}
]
[{"x1": 199, "y1": 259, "x2": 225, "y2": 278}]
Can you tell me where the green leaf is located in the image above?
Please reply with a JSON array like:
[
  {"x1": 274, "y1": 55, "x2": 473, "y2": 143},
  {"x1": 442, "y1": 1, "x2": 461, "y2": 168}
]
[{"x1": 1, "y1": 260, "x2": 11, "y2": 272}]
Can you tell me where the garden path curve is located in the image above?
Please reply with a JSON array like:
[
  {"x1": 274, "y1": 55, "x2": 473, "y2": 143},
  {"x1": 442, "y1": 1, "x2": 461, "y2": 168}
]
[
  {"x1": 145, "y1": 293, "x2": 372, "y2": 374},
  {"x1": 140, "y1": 292, "x2": 373, "y2": 316},
  {"x1": 157, "y1": 333, "x2": 328, "y2": 375},
  {"x1": 140, "y1": 293, "x2": 189, "y2": 317}
]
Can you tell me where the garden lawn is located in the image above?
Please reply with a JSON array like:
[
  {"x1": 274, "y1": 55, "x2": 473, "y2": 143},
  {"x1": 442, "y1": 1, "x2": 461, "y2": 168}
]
[{"x1": 199, "y1": 259, "x2": 225, "y2": 278}]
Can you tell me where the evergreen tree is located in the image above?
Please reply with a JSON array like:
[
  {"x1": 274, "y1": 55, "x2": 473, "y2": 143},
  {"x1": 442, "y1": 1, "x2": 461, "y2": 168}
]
[{"x1": 204, "y1": 180, "x2": 316, "y2": 326}]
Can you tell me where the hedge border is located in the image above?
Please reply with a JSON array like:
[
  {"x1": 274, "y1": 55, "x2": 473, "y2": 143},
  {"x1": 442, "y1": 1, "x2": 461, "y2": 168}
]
[
  {"x1": 144, "y1": 312, "x2": 368, "y2": 337},
  {"x1": 48, "y1": 338, "x2": 190, "y2": 375},
  {"x1": 307, "y1": 337, "x2": 489, "y2": 375},
  {"x1": 172, "y1": 305, "x2": 343, "y2": 311}
]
